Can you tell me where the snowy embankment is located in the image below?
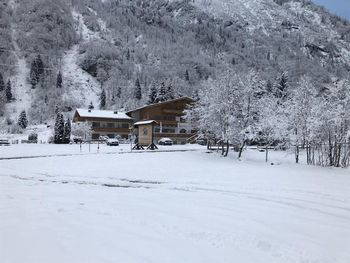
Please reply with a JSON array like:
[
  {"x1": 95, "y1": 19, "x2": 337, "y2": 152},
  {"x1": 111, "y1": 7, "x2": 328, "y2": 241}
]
[{"x1": 0, "y1": 146, "x2": 350, "y2": 263}]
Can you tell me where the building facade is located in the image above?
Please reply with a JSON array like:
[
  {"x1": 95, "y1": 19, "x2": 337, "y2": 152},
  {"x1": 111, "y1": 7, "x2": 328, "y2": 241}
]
[
  {"x1": 73, "y1": 109, "x2": 133, "y2": 140},
  {"x1": 127, "y1": 97, "x2": 195, "y2": 144}
]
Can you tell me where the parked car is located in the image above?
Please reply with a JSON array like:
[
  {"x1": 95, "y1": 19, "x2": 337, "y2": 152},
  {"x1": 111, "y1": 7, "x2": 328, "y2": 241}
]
[
  {"x1": 0, "y1": 139, "x2": 10, "y2": 146},
  {"x1": 99, "y1": 136, "x2": 109, "y2": 142},
  {"x1": 158, "y1": 137, "x2": 173, "y2": 145},
  {"x1": 72, "y1": 136, "x2": 83, "y2": 144},
  {"x1": 106, "y1": 138, "x2": 119, "y2": 146}
]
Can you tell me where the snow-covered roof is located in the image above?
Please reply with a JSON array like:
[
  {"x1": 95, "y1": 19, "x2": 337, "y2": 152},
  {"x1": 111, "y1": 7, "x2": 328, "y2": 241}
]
[
  {"x1": 76, "y1": 109, "x2": 132, "y2": 120},
  {"x1": 127, "y1": 97, "x2": 194, "y2": 114},
  {"x1": 134, "y1": 120, "x2": 158, "y2": 126}
]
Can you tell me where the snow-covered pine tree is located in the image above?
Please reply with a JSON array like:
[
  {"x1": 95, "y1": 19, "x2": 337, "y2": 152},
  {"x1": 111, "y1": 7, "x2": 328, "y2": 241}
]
[
  {"x1": 185, "y1": 69, "x2": 190, "y2": 82},
  {"x1": 88, "y1": 101, "x2": 94, "y2": 110},
  {"x1": 116, "y1": 87, "x2": 121, "y2": 98},
  {"x1": 100, "y1": 89, "x2": 106, "y2": 109},
  {"x1": 0, "y1": 73, "x2": 4, "y2": 92},
  {"x1": 56, "y1": 71, "x2": 62, "y2": 89},
  {"x1": 18, "y1": 110, "x2": 28, "y2": 129},
  {"x1": 134, "y1": 78, "x2": 142, "y2": 100},
  {"x1": 157, "y1": 81, "x2": 167, "y2": 102},
  {"x1": 30, "y1": 55, "x2": 44, "y2": 89},
  {"x1": 166, "y1": 83, "x2": 175, "y2": 100},
  {"x1": 63, "y1": 118, "x2": 71, "y2": 144},
  {"x1": 148, "y1": 84, "x2": 157, "y2": 104},
  {"x1": 275, "y1": 72, "x2": 288, "y2": 101},
  {"x1": 0, "y1": 92, "x2": 5, "y2": 116},
  {"x1": 0, "y1": 74, "x2": 5, "y2": 115},
  {"x1": 5, "y1": 80, "x2": 12, "y2": 102},
  {"x1": 54, "y1": 112, "x2": 65, "y2": 144},
  {"x1": 55, "y1": 104, "x2": 60, "y2": 115}
]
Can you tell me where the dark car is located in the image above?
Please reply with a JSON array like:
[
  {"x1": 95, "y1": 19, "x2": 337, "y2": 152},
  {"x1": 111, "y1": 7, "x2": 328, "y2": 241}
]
[
  {"x1": 0, "y1": 139, "x2": 10, "y2": 146},
  {"x1": 72, "y1": 136, "x2": 83, "y2": 144}
]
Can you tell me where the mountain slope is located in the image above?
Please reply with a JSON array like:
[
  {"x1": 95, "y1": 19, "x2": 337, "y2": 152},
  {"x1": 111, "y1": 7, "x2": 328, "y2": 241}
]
[{"x1": 0, "y1": 0, "x2": 349, "y2": 131}]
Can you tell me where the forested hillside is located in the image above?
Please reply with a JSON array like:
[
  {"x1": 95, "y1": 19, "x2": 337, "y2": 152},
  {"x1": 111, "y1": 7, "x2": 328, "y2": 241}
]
[{"x1": 0, "y1": 0, "x2": 349, "y2": 132}]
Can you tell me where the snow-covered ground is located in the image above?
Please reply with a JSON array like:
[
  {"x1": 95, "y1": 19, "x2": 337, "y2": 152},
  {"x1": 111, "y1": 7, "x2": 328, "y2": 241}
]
[
  {"x1": 1, "y1": 146, "x2": 350, "y2": 263},
  {"x1": 0, "y1": 143, "x2": 203, "y2": 159}
]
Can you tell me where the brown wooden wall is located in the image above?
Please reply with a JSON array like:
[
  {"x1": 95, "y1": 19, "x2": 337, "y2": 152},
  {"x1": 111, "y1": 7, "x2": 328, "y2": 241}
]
[{"x1": 138, "y1": 124, "x2": 153, "y2": 146}]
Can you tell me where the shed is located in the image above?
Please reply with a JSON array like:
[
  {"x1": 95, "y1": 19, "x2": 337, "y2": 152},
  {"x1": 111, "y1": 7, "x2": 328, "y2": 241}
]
[{"x1": 134, "y1": 120, "x2": 158, "y2": 146}]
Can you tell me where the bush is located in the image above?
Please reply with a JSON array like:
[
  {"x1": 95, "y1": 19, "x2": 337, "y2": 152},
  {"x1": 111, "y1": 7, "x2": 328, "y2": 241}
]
[{"x1": 28, "y1": 132, "x2": 38, "y2": 143}]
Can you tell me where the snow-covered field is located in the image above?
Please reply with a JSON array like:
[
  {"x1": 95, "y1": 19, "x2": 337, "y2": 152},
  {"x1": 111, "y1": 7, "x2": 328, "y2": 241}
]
[{"x1": 1, "y1": 145, "x2": 350, "y2": 263}]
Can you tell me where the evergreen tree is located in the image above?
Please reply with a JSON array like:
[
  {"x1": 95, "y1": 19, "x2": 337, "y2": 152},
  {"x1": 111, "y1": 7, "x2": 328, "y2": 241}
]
[
  {"x1": 56, "y1": 71, "x2": 62, "y2": 89},
  {"x1": 116, "y1": 87, "x2": 121, "y2": 98},
  {"x1": 157, "y1": 82, "x2": 167, "y2": 102},
  {"x1": 55, "y1": 104, "x2": 60, "y2": 115},
  {"x1": 100, "y1": 89, "x2": 106, "y2": 109},
  {"x1": 18, "y1": 110, "x2": 28, "y2": 129},
  {"x1": 126, "y1": 49, "x2": 130, "y2": 60},
  {"x1": 148, "y1": 84, "x2": 157, "y2": 104},
  {"x1": 0, "y1": 73, "x2": 4, "y2": 92},
  {"x1": 5, "y1": 80, "x2": 12, "y2": 102},
  {"x1": 185, "y1": 69, "x2": 190, "y2": 82},
  {"x1": 63, "y1": 118, "x2": 71, "y2": 144},
  {"x1": 30, "y1": 55, "x2": 44, "y2": 89},
  {"x1": 54, "y1": 112, "x2": 64, "y2": 144},
  {"x1": 88, "y1": 101, "x2": 94, "y2": 110},
  {"x1": 111, "y1": 91, "x2": 115, "y2": 103},
  {"x1": 166, "y1": 84, "x2": 174, "y2": 100},
  {"x1": 134, "y1": 78, "x2": 142, "y2": 100},
  {"x1": 275, "y1": 72, "x2": 288, "y2": 100},
  {"x1": 0, "y1": 93, "x2": 5, "y2": 116}
]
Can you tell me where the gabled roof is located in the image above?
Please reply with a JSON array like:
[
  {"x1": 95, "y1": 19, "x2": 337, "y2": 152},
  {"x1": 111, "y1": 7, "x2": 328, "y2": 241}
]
[
  {"x1": 127, "y1": 96, "x2": 194, "y2": 114},
  {"x1": 75, "y1": 109, "x2": 132, "y2": 120}
]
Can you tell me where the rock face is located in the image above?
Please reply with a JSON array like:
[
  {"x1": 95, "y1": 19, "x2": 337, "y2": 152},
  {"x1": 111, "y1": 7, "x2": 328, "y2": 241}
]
[{"x1": 0, "y1": 0, "x2": 349, "y2": 125}]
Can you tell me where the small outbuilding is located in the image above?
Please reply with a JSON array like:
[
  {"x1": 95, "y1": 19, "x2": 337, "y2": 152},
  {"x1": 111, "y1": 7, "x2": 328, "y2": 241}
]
[{"x1": 133, "y1": 120, "x2": 158, "y2": 150}]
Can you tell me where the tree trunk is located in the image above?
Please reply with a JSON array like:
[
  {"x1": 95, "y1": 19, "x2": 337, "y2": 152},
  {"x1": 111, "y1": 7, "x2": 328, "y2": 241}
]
[
  {"x1": 238, "y1": 140, "x2": 246, "y2": 159},
  {"x1": 328, "y1": 133, "x2": 333, "y2": 166},
  {"x1": 224, "y1": 140, "x2": 229, "y2": 157},
  {"x1": 295, "y1": 145, "x2": 299, "y2": 164}
]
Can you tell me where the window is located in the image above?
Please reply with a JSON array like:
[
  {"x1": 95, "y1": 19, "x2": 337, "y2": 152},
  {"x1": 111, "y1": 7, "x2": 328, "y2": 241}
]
[
  {"x1": 107, "y1": 123, "x2": 114, "y2": 128},
  {"x1": 107, "y1": 134, "x2": 115, "y2": 138},
  {"x1": 180, "y1": 129, "x2": 187, "y2": 134},
  {"x1": 121, "y1": 123, "x2": 129, "y2": 129},
  {"x1": 163, "y1": 128, "x2": 175, "y2": 133},
  {"x1": 92, "y1": 122, "x2": 100, "y2": 128},
  {"x1": 164, "y1": 115, "x2": 176, "y2": 121},
  {"x1": 143, "y1": 128, "x2": 148, "y2": 135}
]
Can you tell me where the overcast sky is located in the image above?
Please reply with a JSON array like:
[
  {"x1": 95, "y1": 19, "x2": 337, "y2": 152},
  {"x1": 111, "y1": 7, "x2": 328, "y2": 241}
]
[{"x1": 313, "y1": 0, "x2": 350, "y2": 19}]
